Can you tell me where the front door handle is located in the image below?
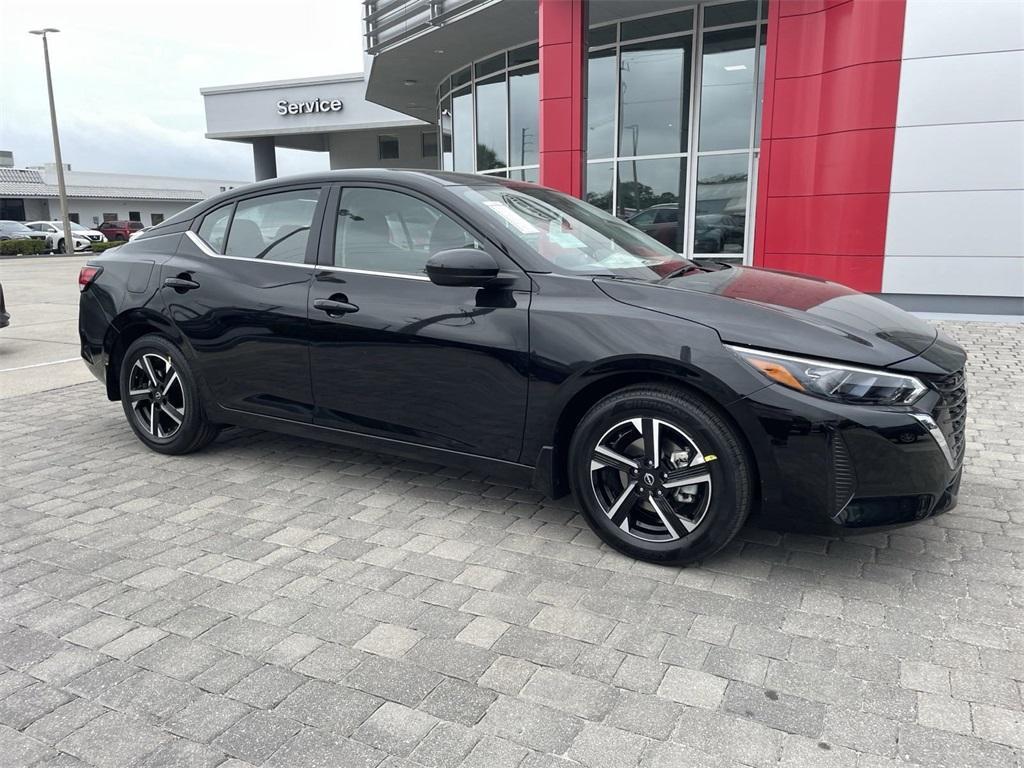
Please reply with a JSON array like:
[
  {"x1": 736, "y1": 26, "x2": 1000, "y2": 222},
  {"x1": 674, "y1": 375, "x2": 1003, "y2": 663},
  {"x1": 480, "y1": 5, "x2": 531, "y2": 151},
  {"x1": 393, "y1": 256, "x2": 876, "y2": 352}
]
[
  {"x1": 163, "y1": 276, "x2": 200, "y2": 291},
  {"x1": 313, "y1": 298, "x2": 359, "y2": 316}
]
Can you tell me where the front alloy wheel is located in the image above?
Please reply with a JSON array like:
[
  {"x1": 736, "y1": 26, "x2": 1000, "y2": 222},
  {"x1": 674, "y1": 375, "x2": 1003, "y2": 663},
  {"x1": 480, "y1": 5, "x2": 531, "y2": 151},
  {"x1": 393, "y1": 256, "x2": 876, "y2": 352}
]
[
  {"x1": 570, "y1": 385, "x2": 752, "y2": 565},
  {"x1": 127, "y1": 353, "x2": 185, "y2": 439},
  {"x1": 591, "y1": 417, "x2": 713, "y2": 542}
]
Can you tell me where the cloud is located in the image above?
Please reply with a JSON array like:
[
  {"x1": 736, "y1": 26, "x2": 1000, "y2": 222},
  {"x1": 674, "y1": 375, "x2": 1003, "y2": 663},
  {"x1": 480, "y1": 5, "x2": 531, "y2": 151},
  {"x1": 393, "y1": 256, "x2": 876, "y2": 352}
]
[{"x1": 0, "y1": 0, "x2": 361, "y2": 179}]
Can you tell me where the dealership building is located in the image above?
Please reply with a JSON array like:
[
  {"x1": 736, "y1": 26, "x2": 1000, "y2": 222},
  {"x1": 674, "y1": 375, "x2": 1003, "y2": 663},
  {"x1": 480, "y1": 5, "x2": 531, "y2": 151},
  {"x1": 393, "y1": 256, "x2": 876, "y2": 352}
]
[{"x1": 202, "y1": 0, "x2": 1024, "y2": 315}]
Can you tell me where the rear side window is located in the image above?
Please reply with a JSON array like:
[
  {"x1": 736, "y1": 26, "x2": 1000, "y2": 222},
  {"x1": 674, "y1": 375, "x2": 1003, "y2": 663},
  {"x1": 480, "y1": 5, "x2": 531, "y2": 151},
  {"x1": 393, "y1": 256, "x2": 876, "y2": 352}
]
[
  {"x1": 197, "y1": 203, "x2": 233, "y2": 254},
  {"x1": 225, "y1": 189, "x2": 320, "y2": 263}
]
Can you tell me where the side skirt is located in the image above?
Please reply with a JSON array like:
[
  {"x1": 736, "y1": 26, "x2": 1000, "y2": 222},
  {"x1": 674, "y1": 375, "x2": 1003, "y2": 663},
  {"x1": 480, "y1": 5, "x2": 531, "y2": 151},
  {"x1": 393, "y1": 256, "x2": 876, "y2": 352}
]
[{"x1": 210, "y1": 403, "x2": 540, "y2": 492}]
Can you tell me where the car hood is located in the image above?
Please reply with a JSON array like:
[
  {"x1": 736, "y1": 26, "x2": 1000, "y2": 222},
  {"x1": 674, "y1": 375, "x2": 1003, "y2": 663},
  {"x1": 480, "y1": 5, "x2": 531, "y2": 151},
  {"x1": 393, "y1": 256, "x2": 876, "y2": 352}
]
[{"x1": 595, "y1": 265, "x2": 938, "y2": 367}]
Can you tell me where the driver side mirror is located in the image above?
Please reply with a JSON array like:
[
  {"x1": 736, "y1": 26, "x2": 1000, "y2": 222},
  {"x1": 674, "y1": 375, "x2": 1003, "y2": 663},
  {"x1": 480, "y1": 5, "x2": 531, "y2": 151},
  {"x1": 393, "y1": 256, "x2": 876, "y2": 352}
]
[{"x1": 425, "y1": 248, "x2": 500, "y2": 287}]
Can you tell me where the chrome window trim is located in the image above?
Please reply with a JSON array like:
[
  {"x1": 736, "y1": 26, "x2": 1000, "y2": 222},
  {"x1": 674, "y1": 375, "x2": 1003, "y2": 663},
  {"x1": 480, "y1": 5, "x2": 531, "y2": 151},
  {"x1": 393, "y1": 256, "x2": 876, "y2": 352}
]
[
  {"x1": 317, "y1": 264, "x2": 430, "y2": 282},
  {"x1": 185, "y1": 230, "x2": 430, "y2": 281},
  {"x1": 185, "y1": 230, "x2": 307, "y2": 268}
]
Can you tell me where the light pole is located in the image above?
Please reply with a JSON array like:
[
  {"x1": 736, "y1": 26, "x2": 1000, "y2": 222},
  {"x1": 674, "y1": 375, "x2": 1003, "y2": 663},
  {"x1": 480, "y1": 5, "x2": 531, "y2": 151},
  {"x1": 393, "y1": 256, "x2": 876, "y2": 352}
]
[{"x1": 29, "y1": 28, "x2": 73, "y2": 256}]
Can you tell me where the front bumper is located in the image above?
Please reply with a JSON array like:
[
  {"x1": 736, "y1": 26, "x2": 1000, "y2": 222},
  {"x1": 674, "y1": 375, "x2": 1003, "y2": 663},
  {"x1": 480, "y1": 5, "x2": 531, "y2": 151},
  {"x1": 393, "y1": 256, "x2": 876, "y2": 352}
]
[{"x1": 741, "y1": 374, "x2": 966, "y2": 533}]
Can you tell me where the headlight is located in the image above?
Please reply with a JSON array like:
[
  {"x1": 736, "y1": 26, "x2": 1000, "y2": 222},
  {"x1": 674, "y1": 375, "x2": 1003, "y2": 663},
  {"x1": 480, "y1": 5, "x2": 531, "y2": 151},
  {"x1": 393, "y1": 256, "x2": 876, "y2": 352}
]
[{"x1": 728, "y1": 345, "x2": 927, "y2": 406}]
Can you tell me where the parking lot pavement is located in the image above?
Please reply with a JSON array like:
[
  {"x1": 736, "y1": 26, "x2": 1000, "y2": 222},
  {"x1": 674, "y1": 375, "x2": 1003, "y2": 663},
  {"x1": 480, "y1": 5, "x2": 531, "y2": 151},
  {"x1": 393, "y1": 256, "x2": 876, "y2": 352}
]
[
  {"x1": 0, "y1": 256, "x2": 93, "y2": 399},
  {"x1": 0, "y1": 320, "x2": 1021, "y2": 768}
]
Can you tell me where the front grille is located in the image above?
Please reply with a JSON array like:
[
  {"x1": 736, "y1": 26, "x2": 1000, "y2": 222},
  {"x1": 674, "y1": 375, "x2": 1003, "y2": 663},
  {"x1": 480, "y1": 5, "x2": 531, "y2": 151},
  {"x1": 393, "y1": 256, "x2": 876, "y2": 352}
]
[{"x1": 928, "y1": 369, "x2": 967, "y2": 466}]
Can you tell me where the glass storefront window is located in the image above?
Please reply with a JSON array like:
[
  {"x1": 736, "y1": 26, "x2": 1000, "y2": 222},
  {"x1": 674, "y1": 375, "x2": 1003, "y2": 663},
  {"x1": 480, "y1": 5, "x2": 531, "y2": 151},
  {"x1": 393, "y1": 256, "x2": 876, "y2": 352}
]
[
  {"x1": 452, "y1": 88, "x2": 473, "y2": 172},
  {"x1": 698, "y1": 27, "x2": 757, "y2": 152},
  {"x1": 440, "y1": 95, "x2": 453, "y2": 171},
  {"x1": 435, "y1": 2, "x2": 766, "y2": 262},
  {"x1": 452, "y1": 67, "x2": 471, "y2": 88},
  {"x1": 704, "y1": 0, "x2": 758, "y2": 27},
  {"x1": 586, "y1": 161, "x2": 614, "y2": 212},
  {"x1": 587, "y1": 50, "x2": 617, "y2": 160},
  {"x1": 617, "y1": 157, "x2": 687, "y2": 252},
  {"x1": 755, "y1": 26, "x2": 767, "y2": 144},
  {"x1": 476, "y1": 75, "x2": 507, "y2": 170},
  {"x1": 619, "y1": 37, "x2": 691, "y2": 158},
  {"x1": 475, "y1": 53, "x2": 505, "y2": 79},
  {"x1": 508, "y1": 43, "x2": 538, "y2": 67},
  {"x1": 589, "y1": 24, "x2": 616, "y2": 47},
  {"x1": 621, "y1": 10, "x2": 692, "y2": 41},
  {"x1": 694, "y1": 153, "x2": 748, "y2": 254},
  {"x1": 510, "y1": 167, "x2": 539, "y2": 183},
  {"x1": 509, "y1": 65, "x2": 539, "y2": 167}
]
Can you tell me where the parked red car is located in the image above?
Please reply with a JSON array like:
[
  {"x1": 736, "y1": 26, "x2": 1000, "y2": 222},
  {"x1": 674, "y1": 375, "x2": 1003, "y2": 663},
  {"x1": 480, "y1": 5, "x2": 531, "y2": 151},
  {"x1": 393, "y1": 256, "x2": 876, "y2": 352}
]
[{"x1": 97, "y1": 220, "x2": 145, "y2": 241}]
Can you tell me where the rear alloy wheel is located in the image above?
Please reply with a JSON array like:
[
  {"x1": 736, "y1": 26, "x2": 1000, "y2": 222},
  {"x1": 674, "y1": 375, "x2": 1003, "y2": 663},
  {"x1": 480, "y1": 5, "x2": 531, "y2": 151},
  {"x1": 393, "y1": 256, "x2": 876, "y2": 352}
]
[
  {"x1": 119, "y1": 335, "x2": 219, "y2": 454},
  {"x1": 127, "y1": 353, "x2": 186, "y2": 440},
  {"x1": 569, "y1": 385, "x2": 752, "y2": 565}
]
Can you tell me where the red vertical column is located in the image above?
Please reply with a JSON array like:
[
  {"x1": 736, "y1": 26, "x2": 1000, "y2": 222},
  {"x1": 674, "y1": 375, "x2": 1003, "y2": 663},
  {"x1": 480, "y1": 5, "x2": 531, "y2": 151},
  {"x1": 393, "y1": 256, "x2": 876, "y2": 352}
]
[
  {"x1": 753, "y1": 0, "x2": 906, "y2": 292},
  {"x1": 538, "y1": 0, "x2": 587, "y2": 197}
]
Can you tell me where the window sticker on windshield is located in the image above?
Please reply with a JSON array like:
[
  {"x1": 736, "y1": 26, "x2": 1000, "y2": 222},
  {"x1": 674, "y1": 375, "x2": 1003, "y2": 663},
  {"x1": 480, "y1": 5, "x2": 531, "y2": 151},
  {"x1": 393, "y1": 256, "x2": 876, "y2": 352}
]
[
  {"x1": 482, "y1": 200, "x2": 538, "y2": 235},
  {"x1": 547, "y1": 226, "x2": 587, "y2": 249}
]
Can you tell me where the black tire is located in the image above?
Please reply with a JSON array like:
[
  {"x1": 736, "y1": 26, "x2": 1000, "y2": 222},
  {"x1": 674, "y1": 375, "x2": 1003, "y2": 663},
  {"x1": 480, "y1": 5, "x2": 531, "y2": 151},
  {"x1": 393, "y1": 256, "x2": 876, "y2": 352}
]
[
  {"x1": 569, "y1": 384, "x2": 753, "y2": 566},
  {"x1": 57, "y1": 239, "x2": 64, "y2": 253},
  {"x1": 119, "y1": 334, "x2": 219, "y2": 455}
]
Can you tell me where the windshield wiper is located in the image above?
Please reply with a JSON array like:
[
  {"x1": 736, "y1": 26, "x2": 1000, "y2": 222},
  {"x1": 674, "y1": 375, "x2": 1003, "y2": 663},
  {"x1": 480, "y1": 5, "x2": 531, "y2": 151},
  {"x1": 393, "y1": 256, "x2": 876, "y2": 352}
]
[{"x1": 659, "y1": 263, "x2": 708, "y2": 280}]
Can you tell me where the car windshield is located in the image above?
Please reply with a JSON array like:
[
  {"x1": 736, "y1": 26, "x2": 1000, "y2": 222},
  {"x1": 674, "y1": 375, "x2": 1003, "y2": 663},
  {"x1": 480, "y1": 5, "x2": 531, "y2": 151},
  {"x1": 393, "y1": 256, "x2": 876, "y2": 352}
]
[
  {"x1": 1, "y1": 221, "x2": 34, "y2": 234},
  {"x1": 456, "y1": 184, "x2": 692, "y2": 279},
  {"x1": 68, "y1": 222, "x2": 90, "y2": 231}
]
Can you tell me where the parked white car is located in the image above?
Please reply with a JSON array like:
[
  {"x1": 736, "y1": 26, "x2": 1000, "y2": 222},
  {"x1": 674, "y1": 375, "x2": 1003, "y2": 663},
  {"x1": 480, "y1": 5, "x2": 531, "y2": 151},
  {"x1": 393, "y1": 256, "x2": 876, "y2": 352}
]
[{"x1": 26, "y1": 221, "x2": 106, "y2": 252}]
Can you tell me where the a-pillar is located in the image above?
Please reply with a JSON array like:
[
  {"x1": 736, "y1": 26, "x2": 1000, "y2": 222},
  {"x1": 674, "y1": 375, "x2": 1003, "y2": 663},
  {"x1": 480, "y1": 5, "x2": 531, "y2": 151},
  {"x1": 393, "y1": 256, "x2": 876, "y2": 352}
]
[
  {"x1": 538, "y1": 0, "x2": 587, "y2": 197},
  {"x1": 252, "y1": 137, "x2": 278, "y2": 181}
]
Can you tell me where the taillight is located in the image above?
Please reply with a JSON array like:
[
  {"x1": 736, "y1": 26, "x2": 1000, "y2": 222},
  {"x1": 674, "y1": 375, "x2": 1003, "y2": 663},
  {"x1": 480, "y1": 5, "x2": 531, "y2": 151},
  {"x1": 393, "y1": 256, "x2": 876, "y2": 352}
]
[{"x1": 78, "y1": 265, "x2": 102, "y2": 292}]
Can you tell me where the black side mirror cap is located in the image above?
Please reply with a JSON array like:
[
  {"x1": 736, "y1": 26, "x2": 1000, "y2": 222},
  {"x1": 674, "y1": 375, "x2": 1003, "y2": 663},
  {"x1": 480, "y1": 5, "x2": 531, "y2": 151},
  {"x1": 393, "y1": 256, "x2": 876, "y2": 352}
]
[{"x1": 425, "y1": 248, "x2": 501, "y2": 287}]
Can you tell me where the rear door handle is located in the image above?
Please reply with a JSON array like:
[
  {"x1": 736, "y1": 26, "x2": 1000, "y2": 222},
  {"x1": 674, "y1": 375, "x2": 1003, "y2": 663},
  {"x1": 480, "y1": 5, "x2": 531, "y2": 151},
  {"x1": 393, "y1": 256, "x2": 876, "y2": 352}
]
[
  {"x1": 163, "y1": 277, "x2": 200, "y2": 291},
  {"x1": 313, "y1": 298, "x2": 359, "y2": 316}
]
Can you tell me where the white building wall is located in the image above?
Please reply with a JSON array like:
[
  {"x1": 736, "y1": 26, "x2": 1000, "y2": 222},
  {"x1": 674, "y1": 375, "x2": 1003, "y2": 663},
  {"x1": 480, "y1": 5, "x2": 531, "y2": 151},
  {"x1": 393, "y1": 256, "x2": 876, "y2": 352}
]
[
  {"x1": 883, "y1": 0, "x2": 1024, "y2": 305},
  {"x1": 36, "y1": 166, "x2": 246, "y2": 199},
  {"x1": 62, "y1": 199, "x2": 199, "y2": 228},
  {"x1": 328, "y1": 125, "x2": 438, "y2": 170}
]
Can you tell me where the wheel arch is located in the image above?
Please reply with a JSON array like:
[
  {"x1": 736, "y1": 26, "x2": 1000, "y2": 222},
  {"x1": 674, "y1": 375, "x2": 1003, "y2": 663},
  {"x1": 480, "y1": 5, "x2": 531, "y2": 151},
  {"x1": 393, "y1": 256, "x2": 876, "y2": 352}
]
[
  {"x1": 539, "y1": 358, "x2": 767, "y2": 513},
  {"x1": 103, "y1": 309, "x2": 181, "y2": 401}
]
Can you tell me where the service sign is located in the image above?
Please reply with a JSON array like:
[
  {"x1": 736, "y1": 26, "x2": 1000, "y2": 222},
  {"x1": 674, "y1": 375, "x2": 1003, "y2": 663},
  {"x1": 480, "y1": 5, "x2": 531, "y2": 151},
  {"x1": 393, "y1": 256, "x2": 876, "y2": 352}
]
[{"x1": 277, "y1": 98, "x2": 344, "y2": 116}]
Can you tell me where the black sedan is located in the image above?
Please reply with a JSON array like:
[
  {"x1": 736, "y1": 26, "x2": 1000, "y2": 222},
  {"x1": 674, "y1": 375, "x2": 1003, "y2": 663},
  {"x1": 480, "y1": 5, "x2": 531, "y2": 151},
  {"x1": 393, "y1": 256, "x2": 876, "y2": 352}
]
[{"x1": 78, "y1": 170, "x2": 967, "y2": 565}]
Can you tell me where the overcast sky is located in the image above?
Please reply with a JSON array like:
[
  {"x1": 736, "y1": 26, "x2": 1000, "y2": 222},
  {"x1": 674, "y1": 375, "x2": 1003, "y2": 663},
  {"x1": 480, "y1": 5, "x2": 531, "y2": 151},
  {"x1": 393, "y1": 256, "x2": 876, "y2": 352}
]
[{"x1": 0, "y1": 0, "x2": 365, "y2": 182}]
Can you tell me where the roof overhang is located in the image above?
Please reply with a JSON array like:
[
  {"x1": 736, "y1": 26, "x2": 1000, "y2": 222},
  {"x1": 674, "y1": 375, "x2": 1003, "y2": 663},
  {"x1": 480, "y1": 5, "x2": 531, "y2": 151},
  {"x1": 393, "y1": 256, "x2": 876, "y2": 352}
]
[
  {"x1": 202, "y1": 72, "x2": 427, "y2": 151},
  {"x1": 365, "y1": 0, "x2": 694, "y2": 122}
]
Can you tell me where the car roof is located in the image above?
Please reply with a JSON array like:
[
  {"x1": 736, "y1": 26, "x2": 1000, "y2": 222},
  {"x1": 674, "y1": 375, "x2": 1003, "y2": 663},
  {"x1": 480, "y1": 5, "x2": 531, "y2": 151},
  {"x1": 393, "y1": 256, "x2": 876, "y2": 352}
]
[
  {"x1": 158, "y1": 168, "x2": 539, "y2": 231},
  {"x1": 242, "y1": 168, "x2": 524, "y2": 192}
]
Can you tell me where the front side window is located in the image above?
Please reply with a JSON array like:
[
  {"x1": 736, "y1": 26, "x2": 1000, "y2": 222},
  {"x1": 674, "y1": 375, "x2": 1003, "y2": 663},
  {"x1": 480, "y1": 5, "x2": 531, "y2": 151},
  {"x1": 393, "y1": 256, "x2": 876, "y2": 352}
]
[
  {"x1": 224, "y1": 189, "x2": 320, "y2": 263},
  {"x1": 334, "y1": 187, "x2": 481, "y2": 277},
  {"x1": 458, "y1": 183, "x2": 687, "y2": 279},
  {"x1": 197, "y1": 203, "x2": 233, "y2": 254}
]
